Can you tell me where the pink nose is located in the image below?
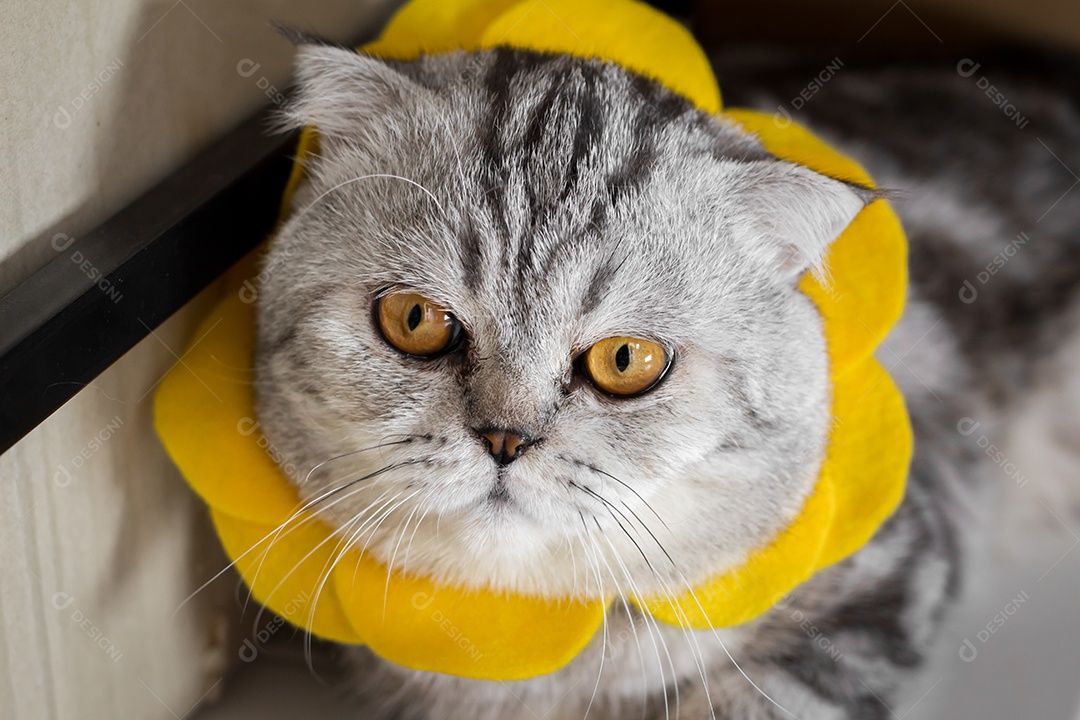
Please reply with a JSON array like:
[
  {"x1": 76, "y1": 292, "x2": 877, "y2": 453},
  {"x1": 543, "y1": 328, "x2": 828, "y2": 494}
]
[{"x1": 479, "y1": 429, "x2": 532, "y2": 466}]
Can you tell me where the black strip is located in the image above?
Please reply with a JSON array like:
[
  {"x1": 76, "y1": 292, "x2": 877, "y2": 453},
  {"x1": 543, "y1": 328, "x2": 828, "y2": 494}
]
[{"x1": 0, "y1": 106, "x2": 298, "y2": 454}]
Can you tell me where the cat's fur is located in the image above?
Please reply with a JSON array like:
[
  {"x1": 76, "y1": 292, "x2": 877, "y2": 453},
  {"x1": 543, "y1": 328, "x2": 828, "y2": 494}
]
[{"x1": 252, "y1": 39, "x2": 1080, "y2": 719}]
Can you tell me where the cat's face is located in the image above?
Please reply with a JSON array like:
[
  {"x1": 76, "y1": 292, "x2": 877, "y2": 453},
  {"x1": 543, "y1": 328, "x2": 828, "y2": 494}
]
[{"x1": 254, "y1": 46, "x2": 867, "y2": 599}]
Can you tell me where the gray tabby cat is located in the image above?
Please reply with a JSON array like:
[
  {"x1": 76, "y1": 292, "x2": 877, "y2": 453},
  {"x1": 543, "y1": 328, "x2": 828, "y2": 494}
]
[{"x1": 252, "y1": 36, "x2": 1080, "y2": 720}]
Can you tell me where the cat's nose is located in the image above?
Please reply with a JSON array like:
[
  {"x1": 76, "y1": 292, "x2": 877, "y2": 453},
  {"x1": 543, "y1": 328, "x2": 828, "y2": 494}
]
[{"x1": 476, "y1": 428, "x2": 535, "y2": 466}]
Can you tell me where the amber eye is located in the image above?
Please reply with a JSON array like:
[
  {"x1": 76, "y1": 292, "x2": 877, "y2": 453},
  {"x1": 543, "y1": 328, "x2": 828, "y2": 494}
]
[
  {"x1": 376, "y1": 293, "x2": 462, "y2": 357},
  {"x1": 582, "y1": 336, "x2": 669, "y2": 396}
]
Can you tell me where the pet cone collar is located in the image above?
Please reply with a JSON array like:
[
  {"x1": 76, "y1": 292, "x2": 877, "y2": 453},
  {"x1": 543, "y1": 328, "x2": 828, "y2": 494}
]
[{"x1": 155, "y1": 0, "x2": 911, "y2": 680}]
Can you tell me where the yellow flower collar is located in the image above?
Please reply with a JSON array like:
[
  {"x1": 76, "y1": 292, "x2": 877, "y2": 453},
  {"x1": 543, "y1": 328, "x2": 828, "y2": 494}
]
[{"x1": 155, "y1": 0, "x2": 911, "y2": 681}]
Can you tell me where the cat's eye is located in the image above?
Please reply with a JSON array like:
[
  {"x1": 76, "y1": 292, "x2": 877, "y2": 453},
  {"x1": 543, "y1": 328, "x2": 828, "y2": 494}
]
[
  {"x1": 376, "y1": 292, "x2": 462, "y2": 357},
  {"x1": 582, "y1": 337, "x2": 669, "y2": 397}
]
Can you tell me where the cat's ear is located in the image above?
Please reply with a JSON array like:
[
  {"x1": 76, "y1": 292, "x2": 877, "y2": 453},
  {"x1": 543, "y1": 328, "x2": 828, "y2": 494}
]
[
  {"x1": 727, "y1": 161, "x2": 875, "y2": 282},
  {"x1": 277, "y1": 41, "x2": 429, "y2": 142}
]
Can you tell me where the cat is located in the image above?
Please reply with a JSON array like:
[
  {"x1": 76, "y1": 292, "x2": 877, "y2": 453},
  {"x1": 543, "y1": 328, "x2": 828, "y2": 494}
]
[{"x1": 251, "y1": 36, "x2": 1080, "y2": 720}]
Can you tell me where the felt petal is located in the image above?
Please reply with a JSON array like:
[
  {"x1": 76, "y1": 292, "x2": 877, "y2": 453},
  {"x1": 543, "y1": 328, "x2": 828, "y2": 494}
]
[
  {"x1": 155, "y1": 289, "x2": 303, "y2": 526},
  {"x1": 214, "y1": 508, "x2": 363, "y2": 644},
  {"x1": 333, "y1": 553, "x2": 606, "y2": 680},
  {"x1": 361, "y1": 0, "x2": 520, "y2": 58},
  {"x1": 722, "y1": 109, "x2": 908, "y2": 377},
  {"x1": 816, "y1": 358, "x2": 912, "y2": 567}
]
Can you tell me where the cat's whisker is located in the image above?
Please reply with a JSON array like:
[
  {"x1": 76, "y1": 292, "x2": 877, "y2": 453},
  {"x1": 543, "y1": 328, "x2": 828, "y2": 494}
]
[
  {"x1": 671, "y1": 570, "x2": 802, "y2": 720},
  {"x1": 300, "y1": 484, "x2": 431, "y2": 672},
  {"x1": 288, "y1": 172, "x2": 448, "y2": 226},
  {"x1": 592, "y1": 527, "x2": 679, "y2": 720},
  {"x1": 576, "y1": 511, "x2": 612, "y2": 720},
  {"x1": 302, "y1": 499, "x2": 402, "y2": 675},
  {"x1": 243, "y1": 469, "x2": 377, "y2": 618},
  {"x1": 382, "y1": 499, "x2": 424, "y2": 617},
  {"x1": 400, "y1": 504, "x2": 433, "y2": 579},
  {"x1": 566, "y1": 532, "x2": 580, "y2": 600},
  {"x1": 300, "y1": 436, "x2": 421, "y2": 487},
  {"x1": 567, "y1": 456, "x2": 670, "y2": 534},
  {"x1": 340, "y1": 492, "x2": 413, "y2": 587},
  {"x1": 570, "y1": 481, "x2": 666, "y2": 576},
  {"x1": 600, "y1": 523, "x2": 715, "y2": 720},
  {"x1": 244, "y1": 460, "x2": 423, "y2": 615},
  {"x1": 172, "y1": 457, "x2": 417, "y2": 619},
  {"x1": 358, "y1": 491, "x2": 422, "y2": 562},
  {"x1": 252, "y1": 501, "x2": 378, "y2": 646},
  {"x1": 575, "y1": 477, "x2": 724, "y2": 720}
]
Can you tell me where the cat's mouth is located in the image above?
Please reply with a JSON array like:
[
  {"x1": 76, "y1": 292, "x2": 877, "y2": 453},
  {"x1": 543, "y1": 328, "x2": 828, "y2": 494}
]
[
  {"x1": 486, "y1": 480, "x2": 511, "y2": 505},
  {"x1": 480, "y1": 475, "x2": 528, "y2": 517}
]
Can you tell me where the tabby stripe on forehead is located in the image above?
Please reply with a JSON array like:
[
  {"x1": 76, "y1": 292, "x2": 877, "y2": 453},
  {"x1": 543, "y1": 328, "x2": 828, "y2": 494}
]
[
  {"x1": 481, "y1": 49, "x2": 558, "y2": 275},
  {"x1": 516, "y1": 67, "x2": 570, "y2": 284},
  {"x1": 460, "y1": 219, "x2": 484, "y2": 291},
  {"x1": 605, "y1": 75, "x2": 686, "y2": 208},
  {"x1": 558, "y1": 64, "x2": 605, "y2": 205},
  {"x1": 479, "y1": 48, "x2": 522, "y2": 252},
  {"x1": 535, "y1": 65, "x2": 608, "y2": 283}
]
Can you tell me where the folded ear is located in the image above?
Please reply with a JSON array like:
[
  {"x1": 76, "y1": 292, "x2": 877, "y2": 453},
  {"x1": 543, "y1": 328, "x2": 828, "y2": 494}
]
[
  {"x1": 727, "y1": 161, "x2": 874, "y2": 282},
  {"x1": 277, "y1": 43, "x2": 429, "y2": 145}
]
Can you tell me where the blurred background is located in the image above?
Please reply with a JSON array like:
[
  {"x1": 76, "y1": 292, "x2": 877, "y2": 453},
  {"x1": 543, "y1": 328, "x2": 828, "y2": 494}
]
[{"x1": 1, "y1": 0, "x2": 1077, "y2": 718}]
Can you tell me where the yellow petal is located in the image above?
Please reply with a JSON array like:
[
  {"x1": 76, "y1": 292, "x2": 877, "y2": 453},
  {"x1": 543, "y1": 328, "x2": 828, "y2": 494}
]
[
  {"x1": 215, "y1": 508, "x2": 363, "y2": 644},
  {"x1": 816, "y1": 358, "x2": 911, "y2": 567},
  {"x1": 155, "y1": 289, "x2": 303, "y2": 526},
  {"x1": 334, "y1": 553, "x2": 607, "y2": 679},
  {"x1": 360, "y1": 0, "x2": 520, "y2": 59}
]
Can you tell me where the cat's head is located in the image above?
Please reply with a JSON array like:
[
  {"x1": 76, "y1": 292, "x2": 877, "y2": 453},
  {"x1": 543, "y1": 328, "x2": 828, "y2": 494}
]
[{"x1": 254, "y1": 44, "x2": 869, "y2": 599}]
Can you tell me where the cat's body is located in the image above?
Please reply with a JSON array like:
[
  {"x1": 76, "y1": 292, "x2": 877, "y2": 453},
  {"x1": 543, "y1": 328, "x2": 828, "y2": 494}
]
[{"x1": 252, "y1": 39, "x2": 1080, "y2": 720}]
